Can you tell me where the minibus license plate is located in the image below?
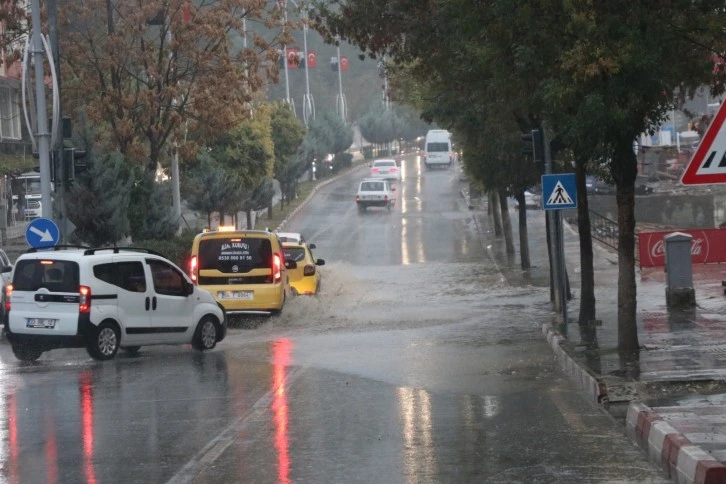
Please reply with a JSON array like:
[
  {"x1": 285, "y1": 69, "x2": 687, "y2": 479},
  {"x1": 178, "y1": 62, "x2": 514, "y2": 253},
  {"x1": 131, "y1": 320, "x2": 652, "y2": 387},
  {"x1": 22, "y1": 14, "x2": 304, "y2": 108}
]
[
  {"x1": 26, "y1": 318, "x2": 57, "y2": 328},
  {"x1": 219, "y1": 291, "x2": 253, "y2": 300}
]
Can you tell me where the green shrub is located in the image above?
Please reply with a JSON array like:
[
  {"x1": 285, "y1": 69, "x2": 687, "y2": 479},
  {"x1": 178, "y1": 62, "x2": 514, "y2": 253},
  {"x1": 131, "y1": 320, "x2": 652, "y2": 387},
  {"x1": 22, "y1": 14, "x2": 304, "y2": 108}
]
[{"x1": 362, "y1": 146, "x2": 373, "y2": 160}]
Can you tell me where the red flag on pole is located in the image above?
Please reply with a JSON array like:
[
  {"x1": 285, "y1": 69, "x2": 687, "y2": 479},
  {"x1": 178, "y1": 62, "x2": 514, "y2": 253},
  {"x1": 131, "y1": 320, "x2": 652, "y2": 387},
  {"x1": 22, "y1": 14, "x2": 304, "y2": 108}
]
[
  {"x1": 340, "y1": 56, "x2": 349, "y2": 72},
  {"x1": 307, "y1": 51, "x2": 317, "y2": 68},
  {"x1": 287, "y1": 49, "x2": 299, "y2": 69}
]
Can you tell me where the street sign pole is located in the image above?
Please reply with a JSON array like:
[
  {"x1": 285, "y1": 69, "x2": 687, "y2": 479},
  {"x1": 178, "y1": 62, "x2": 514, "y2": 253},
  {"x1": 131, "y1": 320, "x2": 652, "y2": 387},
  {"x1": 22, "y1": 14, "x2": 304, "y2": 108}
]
[
  {"x1": 542, "y1": 168, "x2": 578, "y2": 336},
  {"x1": 541, "y1": 123, "x2": 563, "y2": 328}
]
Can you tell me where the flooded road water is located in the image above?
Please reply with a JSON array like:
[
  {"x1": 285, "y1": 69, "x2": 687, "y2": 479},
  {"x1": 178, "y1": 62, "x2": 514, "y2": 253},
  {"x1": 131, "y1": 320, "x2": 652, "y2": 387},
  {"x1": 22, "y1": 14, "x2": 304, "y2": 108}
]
[{"x1": 0, "y1": 156, "x2": 666, "y2": 483}]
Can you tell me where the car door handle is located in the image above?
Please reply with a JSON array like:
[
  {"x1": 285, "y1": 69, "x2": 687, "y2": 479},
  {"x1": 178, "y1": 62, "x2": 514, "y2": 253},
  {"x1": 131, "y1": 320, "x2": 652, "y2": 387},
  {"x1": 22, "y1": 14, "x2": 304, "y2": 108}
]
[
  {"x1": 145, "y1": 297, "x2": 150, "y2": 311},
  {"x1": 152, "y1": 296, "x2": 157, "y2": 310}
]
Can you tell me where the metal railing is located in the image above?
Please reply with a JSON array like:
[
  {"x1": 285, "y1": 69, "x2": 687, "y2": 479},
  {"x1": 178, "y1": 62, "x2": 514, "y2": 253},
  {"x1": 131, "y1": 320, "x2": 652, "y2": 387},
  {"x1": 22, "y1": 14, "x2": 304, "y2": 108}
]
[{"x1": 566, "y1": 209, "x2": 639, "y2": 262}]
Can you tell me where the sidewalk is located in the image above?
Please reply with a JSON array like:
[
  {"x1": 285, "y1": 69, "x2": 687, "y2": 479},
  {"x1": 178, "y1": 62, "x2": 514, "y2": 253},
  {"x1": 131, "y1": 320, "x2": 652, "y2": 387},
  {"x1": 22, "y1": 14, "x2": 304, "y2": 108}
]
[{"x1": 468, "y1": 192, "x2": 726, "y2": 483}]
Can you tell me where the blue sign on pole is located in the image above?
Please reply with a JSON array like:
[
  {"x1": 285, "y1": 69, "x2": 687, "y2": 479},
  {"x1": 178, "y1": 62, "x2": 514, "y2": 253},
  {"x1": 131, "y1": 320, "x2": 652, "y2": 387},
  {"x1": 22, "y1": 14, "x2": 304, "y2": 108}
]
[
  {"x1": 25, "y1": 218, "x2": 60, "y2": 248},
  {"x1": 542, "y1": 173, "x2": 578, "y2": 210}
]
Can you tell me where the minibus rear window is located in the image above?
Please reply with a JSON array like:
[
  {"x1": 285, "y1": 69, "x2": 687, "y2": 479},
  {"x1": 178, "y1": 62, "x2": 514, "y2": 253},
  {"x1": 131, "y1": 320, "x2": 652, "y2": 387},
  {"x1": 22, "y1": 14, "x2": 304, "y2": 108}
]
[{"x1": 198, "y1": 238, "x2": 273, "y2": 274}]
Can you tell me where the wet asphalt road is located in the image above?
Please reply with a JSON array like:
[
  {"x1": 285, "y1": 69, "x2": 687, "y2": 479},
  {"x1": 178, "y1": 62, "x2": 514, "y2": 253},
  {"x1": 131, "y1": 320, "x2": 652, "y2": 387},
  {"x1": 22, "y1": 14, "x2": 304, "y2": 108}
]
[{"x1": 0, "y1": 155, "x2": 666, "y2": 483}]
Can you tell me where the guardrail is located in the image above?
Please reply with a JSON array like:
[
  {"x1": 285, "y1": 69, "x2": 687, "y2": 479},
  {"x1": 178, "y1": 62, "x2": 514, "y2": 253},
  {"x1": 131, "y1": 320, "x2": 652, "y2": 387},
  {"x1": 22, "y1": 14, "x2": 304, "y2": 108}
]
[{"x1": 566, "y1": 209, "x2": 639, "y2": 262}]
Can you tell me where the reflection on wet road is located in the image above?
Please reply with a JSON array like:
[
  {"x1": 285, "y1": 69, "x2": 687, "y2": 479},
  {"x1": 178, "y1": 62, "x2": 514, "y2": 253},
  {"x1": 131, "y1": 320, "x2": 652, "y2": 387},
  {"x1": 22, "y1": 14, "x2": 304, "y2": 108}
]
[{"x1": 0, "y1": 155, "x2": 666, "y2": 483}]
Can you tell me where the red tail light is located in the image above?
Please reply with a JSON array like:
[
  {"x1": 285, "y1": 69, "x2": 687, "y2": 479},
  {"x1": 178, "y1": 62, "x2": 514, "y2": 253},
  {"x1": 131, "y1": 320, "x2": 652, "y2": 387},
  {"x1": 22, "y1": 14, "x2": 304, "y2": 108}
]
[
  {"x1": 303, "y1": 264, "x2": 316, "y2": 276},
  {"x1": 79, "y1": 286, "x2": 91, "y2": 314},
  {"x1": 384, "y1": 195, "x2": 388, "y2": 201},
  {"x1": 371, "y1": 168, "x2": 379, "y2": 174},
  {"x1": 391, "y1": 168, "x2": 398, "y2": 172},
  {"x1": 189, "y1": 256, "x2": 198, "y2": 283},
  {"x1": 272, "y1": 254, "x2": 282, "y2": 283},
  {"x1": 5, "y1": 283, "x2": 12, "y2": 313}
]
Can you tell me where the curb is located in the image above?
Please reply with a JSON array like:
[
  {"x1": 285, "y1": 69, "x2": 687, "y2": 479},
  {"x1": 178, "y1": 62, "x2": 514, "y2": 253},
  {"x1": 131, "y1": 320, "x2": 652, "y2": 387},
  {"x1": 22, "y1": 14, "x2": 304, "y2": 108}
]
[
  {"x1": 626, "y1": 402, "x2": 726, "y2": 483},
  {"x1": 275, "y1": 161, "x2": 368, "y2": 232},
  {"x1": 542, "y1": 323, "x2": 609, "y2": 406}
]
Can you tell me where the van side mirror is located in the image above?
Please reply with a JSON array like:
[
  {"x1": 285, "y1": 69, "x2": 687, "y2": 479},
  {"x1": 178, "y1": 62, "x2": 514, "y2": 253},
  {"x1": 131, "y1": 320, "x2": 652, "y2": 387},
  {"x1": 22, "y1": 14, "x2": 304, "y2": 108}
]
[
  {"x1": 185, "y1": 281, "x2": 195, "y2": 296},
  {"x1": 0, "y1": 265, "x2": 12, "y2": 273},
  {"x1": 316, "y1": 259, "x2": 325, "y2": 266},
  {"x1": 309, "y1": 243, "x2": 316, "y2": 249}
]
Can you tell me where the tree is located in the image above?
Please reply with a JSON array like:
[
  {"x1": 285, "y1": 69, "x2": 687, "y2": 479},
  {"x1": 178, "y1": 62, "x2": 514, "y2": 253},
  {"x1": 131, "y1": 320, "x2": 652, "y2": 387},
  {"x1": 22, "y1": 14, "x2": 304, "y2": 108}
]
[
  {"x1": 67, "y1": 149, "x2": 133, "y2": 246},
  {"x1": 129, "y1": 172, "x2": 180, "y2": 240},
  {"x1": 58, "y1": 0, "x2": 285, "y2": 174},
  {"x1": 271, "y1": 102, "x2": 306, "y2": 209},
  {"x1": 185, "y1": 150, "x2": 242, "y2": 228}
]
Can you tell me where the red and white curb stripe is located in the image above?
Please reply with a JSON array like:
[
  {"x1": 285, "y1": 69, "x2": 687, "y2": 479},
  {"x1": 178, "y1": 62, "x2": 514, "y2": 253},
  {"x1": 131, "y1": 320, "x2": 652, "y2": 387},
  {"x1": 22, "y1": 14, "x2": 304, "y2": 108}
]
[
  {"x1": 275, "y1": 161, "x2": 368, "y2": 232},
  {"x1": 626, "y1": 402, "x2": 726, "y2": 483},
  {"x1": 542, "y1": 323, "x2": 608, "y2": 405}
]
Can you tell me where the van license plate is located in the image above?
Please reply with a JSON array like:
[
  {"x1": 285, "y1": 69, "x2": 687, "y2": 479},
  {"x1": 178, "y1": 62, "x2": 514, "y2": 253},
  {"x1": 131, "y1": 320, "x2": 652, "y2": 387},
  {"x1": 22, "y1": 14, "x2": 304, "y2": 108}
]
[
  {"x1": 218, "y1": 291, "x2": 253, "y2": 300},
  {"x1": 26, "y1": 318, "x2": 57, "y2": 328}
]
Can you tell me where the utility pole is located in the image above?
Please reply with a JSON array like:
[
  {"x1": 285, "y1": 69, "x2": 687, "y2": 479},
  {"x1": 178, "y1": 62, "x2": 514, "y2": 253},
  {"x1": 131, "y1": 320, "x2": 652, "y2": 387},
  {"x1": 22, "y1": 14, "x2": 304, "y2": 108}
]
[
  {"x1": 48, "y1": 0, "x2": 67, "y2": 241},
  {"x1": 30, "y1": 0, "x2": 52, "y2": 220}
]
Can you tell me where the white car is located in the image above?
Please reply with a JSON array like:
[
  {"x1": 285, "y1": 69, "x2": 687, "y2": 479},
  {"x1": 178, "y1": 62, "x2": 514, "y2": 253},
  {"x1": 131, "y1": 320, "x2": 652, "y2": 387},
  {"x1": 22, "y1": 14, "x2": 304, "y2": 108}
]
[
  {"x1": 276, "y1": 232, "x2": 306, "y2": 244},
  {"x1": 4, "y1": 247, "x2": 227, "y2": 361},
  {"x1": 356, "y1": 178, "x2": 396, "y2": 213},
  {"x1": 369, "y1": 159, "x2": 401, "y2": 181},
  {"x1": 513, "y1": 190, "x2": 541, "y2": 209}
]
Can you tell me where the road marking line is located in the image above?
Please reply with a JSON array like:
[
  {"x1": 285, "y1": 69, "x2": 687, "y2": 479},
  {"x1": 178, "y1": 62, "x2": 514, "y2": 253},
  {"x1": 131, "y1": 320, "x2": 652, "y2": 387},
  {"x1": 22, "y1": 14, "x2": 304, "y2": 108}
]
[{"x1": 165, "y1": 366, "x2": 306, "y2": 484}]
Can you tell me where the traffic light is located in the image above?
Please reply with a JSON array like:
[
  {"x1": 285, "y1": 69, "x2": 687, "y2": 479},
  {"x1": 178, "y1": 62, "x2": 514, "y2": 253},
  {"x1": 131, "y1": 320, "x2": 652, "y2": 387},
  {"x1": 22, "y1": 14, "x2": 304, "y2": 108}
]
[
  {"x1": 521, "y1": 128, "x2": 545, "y2": 163},
  {"x1": 63, "y1": 147, "x2": 87, "y2": 183}
]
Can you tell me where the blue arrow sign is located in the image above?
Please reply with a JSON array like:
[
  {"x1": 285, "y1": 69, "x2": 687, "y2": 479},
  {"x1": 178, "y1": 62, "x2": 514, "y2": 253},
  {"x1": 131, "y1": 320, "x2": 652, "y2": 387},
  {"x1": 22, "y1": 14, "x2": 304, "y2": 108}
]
[
  {"x1": 542, "y1": 173, "x2": 578, "y2": 210},
  {"x1": 25, "y1": 218, "x2": 60, "y2": 248}
]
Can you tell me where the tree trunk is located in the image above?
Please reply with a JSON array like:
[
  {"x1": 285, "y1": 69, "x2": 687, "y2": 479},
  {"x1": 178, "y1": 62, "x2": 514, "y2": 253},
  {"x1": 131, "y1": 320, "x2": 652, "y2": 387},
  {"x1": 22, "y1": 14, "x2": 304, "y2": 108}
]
[
  {"x1": 614, "y1": 142, "x2": 640, "y2": 356},
  {"x1": 490, "y1": 192, "x2": 503, "y2": 236},
  {"x1": 498, "y1": 191, "x2": 515, "y2": 255},
  {"x1": 246, "y1": 210, "x2": 253, "y2": 230},
  {"x1": 514, "y1": 192, "x2": 531, "y2": 269},
  {"x1": 575, "y1": 160, "x2": 597, "y2": 346}
]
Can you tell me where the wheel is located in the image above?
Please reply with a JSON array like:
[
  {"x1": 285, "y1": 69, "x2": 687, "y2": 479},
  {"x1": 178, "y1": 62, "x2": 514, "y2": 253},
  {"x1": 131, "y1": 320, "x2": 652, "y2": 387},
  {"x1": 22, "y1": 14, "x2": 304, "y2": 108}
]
[
  {"x1": 11, "y1": 343, "x2": 42, "y2": 362},
  {"x1": 123, "y1": 346, "x2": 141, "y2": 356},
  {"x1": 86, "y1": 321, "x2": 120, "y2": 361},
  {"x1": 358, "y1": 204, "x2": 366, "y2": 213},
  {"x1": 192, "y1": 316, "x2": 218, "y2": 351}
]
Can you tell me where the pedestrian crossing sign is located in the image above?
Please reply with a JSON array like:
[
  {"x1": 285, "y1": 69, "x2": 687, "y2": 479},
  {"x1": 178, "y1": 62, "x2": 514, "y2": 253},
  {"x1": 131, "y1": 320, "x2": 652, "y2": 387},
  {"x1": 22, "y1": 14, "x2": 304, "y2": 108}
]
[{"x1": 542, "y1": 173, "x2": 577, "y2": 210}]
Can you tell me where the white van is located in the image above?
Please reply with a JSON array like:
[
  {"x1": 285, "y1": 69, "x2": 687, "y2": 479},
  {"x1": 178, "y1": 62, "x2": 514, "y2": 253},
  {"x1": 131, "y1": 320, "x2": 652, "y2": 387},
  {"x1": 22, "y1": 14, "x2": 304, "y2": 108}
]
[{"x1": 424, "y1": 130, "x2": 453, "y2": 169}]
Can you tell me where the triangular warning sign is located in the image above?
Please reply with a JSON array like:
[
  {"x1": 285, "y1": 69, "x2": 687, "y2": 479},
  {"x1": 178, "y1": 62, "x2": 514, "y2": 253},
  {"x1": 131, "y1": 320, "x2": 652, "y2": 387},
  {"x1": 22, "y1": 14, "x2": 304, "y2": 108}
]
[
  {"x1": 681, "y1": 101, "x2": 726, "y2": 185},
  {"x1": 546, "y1": 181, "x2": 574, "y2": 205}
]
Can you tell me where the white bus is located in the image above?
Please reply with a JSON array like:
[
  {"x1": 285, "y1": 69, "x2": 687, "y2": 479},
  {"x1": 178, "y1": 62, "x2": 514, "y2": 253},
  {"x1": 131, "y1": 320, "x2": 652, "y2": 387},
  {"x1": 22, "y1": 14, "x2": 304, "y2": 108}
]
[
  {"x1": 424, "y1": 130, "x2": 454, "y2": 169},
  {"x1": 11, "y1": 172, "x2": 45, "y2": 220}
]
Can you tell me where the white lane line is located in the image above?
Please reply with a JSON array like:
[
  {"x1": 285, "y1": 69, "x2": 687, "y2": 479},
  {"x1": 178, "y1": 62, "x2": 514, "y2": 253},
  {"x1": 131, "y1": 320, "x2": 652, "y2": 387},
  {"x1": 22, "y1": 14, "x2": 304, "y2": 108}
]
[{"x1": 166, "y1": 366, "x2": 306, "y2": 484}]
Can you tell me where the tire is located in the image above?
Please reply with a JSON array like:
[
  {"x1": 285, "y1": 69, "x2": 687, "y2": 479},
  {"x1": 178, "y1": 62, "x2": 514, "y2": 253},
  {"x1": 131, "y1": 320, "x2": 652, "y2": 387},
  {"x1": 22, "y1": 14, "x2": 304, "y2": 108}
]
[
  {"x1": 123, "y1": 346, "x2": 141, "y2": 356},
  {"x1": 192, "y1": 316, "x2": 218, "y2": 351},
  {"x1": 11, "y1": 343, "x2": 42, "y2": 362},
  {"x1": 358, "y1": 205, "x2": 366, "y2": 213},
  {"x1": 86, "y1": 321, "x2": 121, "y2": 361}
]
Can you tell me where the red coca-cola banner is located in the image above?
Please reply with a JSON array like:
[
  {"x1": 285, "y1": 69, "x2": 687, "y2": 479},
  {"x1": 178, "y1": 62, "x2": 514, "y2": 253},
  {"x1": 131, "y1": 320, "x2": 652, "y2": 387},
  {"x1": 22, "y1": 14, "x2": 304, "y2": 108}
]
[{"x1": 638, "y1": 229, "x2": 726, "y2": 267}]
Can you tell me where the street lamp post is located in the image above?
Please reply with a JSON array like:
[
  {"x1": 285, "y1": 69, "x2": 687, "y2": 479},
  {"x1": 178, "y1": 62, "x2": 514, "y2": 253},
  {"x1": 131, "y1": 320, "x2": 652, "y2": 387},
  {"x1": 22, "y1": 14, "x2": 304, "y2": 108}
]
[
  {"x1": 335, "y1": 35, "x2": 347, "y2": 122},
  {"x1": 300, "y1": 4, "x2": 314, "y2": 125}
]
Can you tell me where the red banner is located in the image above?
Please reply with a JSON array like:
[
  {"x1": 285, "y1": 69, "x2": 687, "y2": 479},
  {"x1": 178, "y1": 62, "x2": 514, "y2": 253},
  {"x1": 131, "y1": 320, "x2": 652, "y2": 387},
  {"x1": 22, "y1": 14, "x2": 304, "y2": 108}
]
[
  {"x1": 307, "y1": 51, "x2": 317, "y2": 68},
  {"x1": 340, "y1": 56, "x2": 349, "y2": 72},
  {"x1": 286, "y1": 49, "x2": 299, "y2": 69},
  {"x1": 638, "y1": 228, "x2": 726, "y2": 267}
]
